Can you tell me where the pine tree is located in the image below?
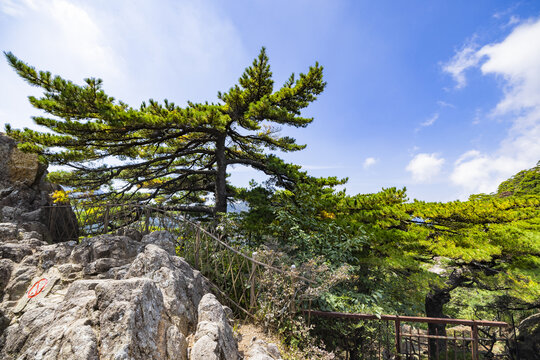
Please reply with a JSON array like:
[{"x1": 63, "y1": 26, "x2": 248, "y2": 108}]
[
  {"x1": 406, "y1": 192, "x2": 540, "y2": 356},
  {"x1": 497, "y1": 161, "x2": 540, "y2": 196},
  {"x1": 4, "y1": 48, "x2": 325, "y2": 215}
]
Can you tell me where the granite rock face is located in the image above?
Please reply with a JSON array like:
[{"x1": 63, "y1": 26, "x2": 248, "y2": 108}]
[
  {"x1": 0, "y1": 133, "x2": 78, "y2": 243},
  {"x1": 0, "y1": 227, "x2": 241, "y2": 360},
  {"x1": 247, "y1": 339, "x2": 283, "y2": 360},
  {"x1": 191, "y1": 293, "x2": 239, "y2": 360}
]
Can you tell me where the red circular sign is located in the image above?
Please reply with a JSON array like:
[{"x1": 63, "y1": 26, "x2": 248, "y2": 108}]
[{"x1": 27, "y1": 278, "x2": 48, "y2": 298}]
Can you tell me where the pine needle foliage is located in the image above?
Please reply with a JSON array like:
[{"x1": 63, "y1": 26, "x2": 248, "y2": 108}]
[
  {"x1": 406, "y1": 192, "x2": 540, "y2": 311},
  {"x1": 4, "y1": 48, "x2": 326, "y2": 214}
]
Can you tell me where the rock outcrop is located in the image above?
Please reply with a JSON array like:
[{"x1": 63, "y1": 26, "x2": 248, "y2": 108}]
[
  {"x1": 191, "y1": 293, "x2": 239, "y2": 360},
  {"x1": 247, "y1": 339, "x2": 283, "y2": 360},
  {"x1": 0, "y1": 227, "x2": 242, "y2": 359},
  {"x1": 0, "y1": 133, "x2": 78, "y2": 243}
]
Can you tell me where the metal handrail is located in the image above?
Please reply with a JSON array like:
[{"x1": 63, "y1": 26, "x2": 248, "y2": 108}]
[
  {"x1": 305, "y1": 309, "x2": 512, "y2": 360},
  {"x1": 304, "y1": 310, "x2": 508, "y2": 327},
  {"x1": 44, "y1": 203, "x2": 315, "y2": 317},
  {"x1": 144, "y1": 205, "x2": 316, "y2": 284}
]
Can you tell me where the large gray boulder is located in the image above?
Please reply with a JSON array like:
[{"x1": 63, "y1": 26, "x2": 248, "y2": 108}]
[
  {"x1": 191, "y1": 293, "x2": 240, "y2": 360},
  {"x1": 0, "y1": 227, "x2": 240, "y2": 360},
  {"x1": 0, "y1": 133, "x2": 78, "y2": 243}
]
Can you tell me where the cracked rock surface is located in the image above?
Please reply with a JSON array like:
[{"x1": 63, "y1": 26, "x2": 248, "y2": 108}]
[
  {"x1": 0, "y1": 133, "x2": 78, "y2": 243},
  {"x1": 0, "y1": 227, "x2": 242, "y2": 360}
]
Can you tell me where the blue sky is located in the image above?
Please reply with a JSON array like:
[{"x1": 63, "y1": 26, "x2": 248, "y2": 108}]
[{"x1": 1, "y1": 0, "x2": 540, "y2": 202}]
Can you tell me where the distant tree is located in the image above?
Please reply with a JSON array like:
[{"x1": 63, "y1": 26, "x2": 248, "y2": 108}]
[
  {"x1": 4, "y1": 48, "x2": 325, "y2": 215},
  {"x1": 497, "y1": 161, "x2": 540, "y2": 196}
]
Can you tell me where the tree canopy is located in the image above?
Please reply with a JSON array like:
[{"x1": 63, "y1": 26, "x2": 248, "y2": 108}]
[
  {"x1": 4, "y1": 48, "x2": 325, "y2": 215},
  {"x1": 226, "y1": 162, "x2": 540, "y2": 354},
  {"x1": 497, "y1": 161, "x2": 540, "y2": 196}
]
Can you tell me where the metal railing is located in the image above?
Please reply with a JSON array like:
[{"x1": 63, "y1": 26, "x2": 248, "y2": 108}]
[
  {"x1": 46, "y1": 203, "x2": 517, "y2": 360},
  {"x1": 45, "y1": 203, "x2": 314, "y2": 318},
  {"x1": 305, "y1": 310, "x2": 513, "y2": 360}
]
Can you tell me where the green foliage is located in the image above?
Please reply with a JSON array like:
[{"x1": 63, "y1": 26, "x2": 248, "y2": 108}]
[
  {"x1": 7, "y1": 45, "x2": 540, "y2": 357},
  {"x1": 4, "y1": 48, "x2": 325, "y2": 214},
  {"x1": 497, "y1": 161, "x2": 540, "y2": 196},
  {"x1": 406, "y1": 192, "x2": 540, "y2": 319},
  {"x1": 231, "y1": 166, "x2": 540, "y2": 354},
  {"x1": 232, "y1": 178, "x2": 435, "y2": 315}
]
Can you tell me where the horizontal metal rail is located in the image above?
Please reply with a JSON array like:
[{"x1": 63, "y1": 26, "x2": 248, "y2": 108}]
[
  {"x1": 305, "y1": 310, "x2": 512, "y2": 359},
  {"x1": 304, "y1": 309, "x2": 508, "y2": 327}
]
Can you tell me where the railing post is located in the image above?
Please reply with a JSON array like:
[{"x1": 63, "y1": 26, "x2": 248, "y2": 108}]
[
  {"x1": 194, "y1": 228, "x2": 200, "y2": 270},
  {"x1": 103, "y1": 204, "x2": 110, "y2": 234},
  {"x1": 249, "y1": 253, "x2": 257, "y2": 310},
  {"x1": 290, "y1": 265, "x2": 296, "y2": 314},
  {"x1": 471, "y1": 322, "x2": 478, "y2": 360},
  {"x1": 308, "y1": 299, "x2": 312, "y2": 327},
  {"x1": 395, "y1": 318, "x2": 401, "y2": 359},
  {"x1": 144, "y1": 207, "x2": 150, "y2": 234}
]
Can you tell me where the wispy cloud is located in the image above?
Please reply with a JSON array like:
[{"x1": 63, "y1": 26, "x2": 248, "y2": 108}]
[
  {"x1": 0, "y1": 0, "x2": 247, "y2": 131},
  {"x1": 472, "y1": 108, "x2": 482, "y2": 125},
  {"x1": 1, "y1": 0, "x2": 124, "y2": 81},
  {"x1": 444, "y1": 17, "x2": 540, "y2": 195},
  {"x1": 415, "y1": 113, "x2": 439, "y2": 132},
  {"x1": 406, "y1": 153, "x2": 445, "y2": 183},
  {"x1": 363, "y1": 157, "x2": 377, "y2": 169},
  {"x1": 442, "y1": 40, "x2": 482, "y2": 89},
  {"x1": 436, "y1": 100, "x2": 455, "y2": 108},
  {"x1": 0, "y1": 0, "x2": 37, "y2": 16},
  {"x1": 493, "y1": 3, "x2": 521, "y2": 21},
  {"x1": 506, "y1": 15, "x2": 521, "y2": 26},
  {"x1": 421, "y1": 113, "x2": 439, "y2": 127}
]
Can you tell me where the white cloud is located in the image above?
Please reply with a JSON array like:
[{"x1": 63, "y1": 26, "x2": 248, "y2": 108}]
[
  {"x1": 49, "y1": 0, "x2": 123, "y2": 79},
  {"x1": 442, "y1": 41, "x2": 482, "y2": 89},
  {"x1": 507, "y1": 15, "x2": 521, "y2": 26},
  {"x1": 363, "y1": 157, "x2": 377, "y2": 169},
  {"x1": 444, "y1": 18, "x2": 540, "y2": 195},
  {"x1": 1, "y1": 0, "x2": 124, "y2": 80},
  {"x1": 437, "y1": 100, "x2": 455, "y2": 108},
  {"x1": 450, "y1": 150, "x2": 523, "y2": 195},
  {"x1": 478, "y1": 19, "x2": 540, "y2": 115},
  {"x1": 406, "y1": 153, "x2": 445, "y2": 183},
  {"x1": 0, "y1": 0, "x2": 247, "y2": 132},
  {"x1": 0, "y1": 0, "x2": 37, "y2": 16},
  {"x1": 415, "y1": 113, "x2": 438, "y2": 132},
  {"x1": 420, "y1": 113, "x2": 438, "y2": 128}
]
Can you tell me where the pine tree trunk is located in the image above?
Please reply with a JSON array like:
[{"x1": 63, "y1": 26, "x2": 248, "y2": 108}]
[
  {"x1": 214, "y1": 134, "x2": 227, "y2": 215},
  {"x1": 425, "y1": 287, "x2": 450, "y2": 359}
]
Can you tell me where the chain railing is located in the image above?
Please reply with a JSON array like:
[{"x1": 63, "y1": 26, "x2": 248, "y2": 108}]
[{"x1": 45, "y1": 203, "x2": 315, "y2": 318}]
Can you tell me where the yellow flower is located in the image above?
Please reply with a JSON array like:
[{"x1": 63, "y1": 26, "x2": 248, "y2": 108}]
[
  {"x1": 320, "y1": 210, "x2": 336, "y2": 219},
  {"x1": 51, "y1": 190, "x2": 70, "y2": 204}
]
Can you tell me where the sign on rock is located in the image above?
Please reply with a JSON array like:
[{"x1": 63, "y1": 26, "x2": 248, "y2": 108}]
[{"x1": 27, "y1": 278, "x2": 48, "y2": 298}]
